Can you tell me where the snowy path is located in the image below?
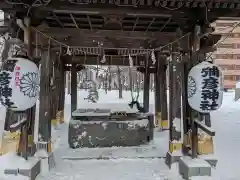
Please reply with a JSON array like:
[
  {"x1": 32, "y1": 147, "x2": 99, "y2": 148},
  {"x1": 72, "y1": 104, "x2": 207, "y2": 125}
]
[
  {"x1": 37, "y1": 125, "x2": 183, "y2": 180},
  {"x1": 36, "y1": 91, "x2": 240, "y2": 180},
  {"x1": 38, "y1": 157, "x2": 182, "y2": 180},
  {"x1": 211, "y1": 92, "x2": 240, "y2": 179},
  {"x1": 38, "y1": 158, "x2": 182, "y2": 180},
  {"x1": 36, "y1": 90, "x2": 183, "y2": 180}
]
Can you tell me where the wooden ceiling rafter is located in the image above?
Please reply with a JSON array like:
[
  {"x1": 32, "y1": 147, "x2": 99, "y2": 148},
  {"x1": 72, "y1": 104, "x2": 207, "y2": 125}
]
[
  {"x1": 25, "y1": 0, "x2": 239, "y2": 35},
  {"x1": 86, "y1": 15, "x2": 93, "y2": 30},
  {"x1": 44, "y1": 12, "x2": 179, "y2": 32},
  {"x1": 52, "y1": 12, "x2": 64, "y2": 28},
  {"x1": 145, "y1": 17, "x2": 155, "y2": 32},
  {"x1": 70, "y1": 13, "x2": 80, "y2": 28},
  {"x1": 159, "y1": 17, "x2": 172, "y2": 32},
  {"x1": 132, "y1": 17, "x2": 139, "y2": 31}
]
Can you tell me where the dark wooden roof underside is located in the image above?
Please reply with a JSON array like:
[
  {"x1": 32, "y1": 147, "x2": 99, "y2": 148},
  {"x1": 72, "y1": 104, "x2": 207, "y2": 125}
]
[
  {"x1": 2, "y1": 0, "x2": 240, "y2": 32},
  {"x1": 32, "y1": 0, "x2": 240, "y2": 32},
  {"x1": 1, "y1": 0, "x2": 240, "y2": 59},
  {"x1": 45, "y1": 13, "x2": 178, "y2": 32}
]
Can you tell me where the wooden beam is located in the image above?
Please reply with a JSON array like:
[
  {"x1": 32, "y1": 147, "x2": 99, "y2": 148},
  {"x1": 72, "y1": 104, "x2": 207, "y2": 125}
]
[
  {"x1": 35, "y1": 27, "x2": 175, "y2": 39},
  {"x1": 45, "y1": 16, "x2": 177, "y2": 25},
  {"x1": 37, "y1": 1, "x2": 240, "y2": 13},
  {"x1": 47, "y1": 24, "x2": 178, "y2": 32},
  {"x1": 41, "y1": 5, "x2": 174, "y2": 17},
  {"x1": 33, "y1": 27, "x2": 176, "y2": 47},
  {"x1": 71, "y1": 63, "x2": 77, "y2": 112}
]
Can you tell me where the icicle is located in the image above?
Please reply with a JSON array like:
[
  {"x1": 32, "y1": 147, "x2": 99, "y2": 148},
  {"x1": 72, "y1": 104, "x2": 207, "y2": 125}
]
[
  {"x1": 151, "y1": 51, "x2": 156, "y2": 65},
  {"x1": 129, "y1": 54, "x2": 133, "y2": 68},
  {"x1": 100, "y1": 54, "x2": 106, "y2": 64},
  {"x1": 66, "y1": 46, "x2": 72, "y2": 55}
]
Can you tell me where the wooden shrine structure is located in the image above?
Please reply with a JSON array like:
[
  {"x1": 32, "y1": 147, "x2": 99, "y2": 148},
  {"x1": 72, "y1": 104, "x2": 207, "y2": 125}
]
[{"x1": 0, "y1": 0, "x2": 239, "y2": 169}]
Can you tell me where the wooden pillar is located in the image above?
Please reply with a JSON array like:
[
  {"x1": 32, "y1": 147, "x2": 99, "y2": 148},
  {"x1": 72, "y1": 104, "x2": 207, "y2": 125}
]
[
  {"x1": 143, "y1": 54, "x2": 150, "y2": 112},
  {"x1": 155, "y1": 53, "x2": 161, "y2": 127},
  {"x1": 50, "y1": 56, "x2": 60, "y2": 127},
  {"x1": 159, "y1": 55, "x2": 168, "y2": 130},
  {"x1": 15, "y1": 17, "x2": 36, "y2": 158},
  {"x1": 71, "y1": 63, "x2": 77, "y2": 112},
  {"x1": 117, "y1": 66, "x2": 123, "y2": 99},
  {"x1": 165, "y1": 40, "x2": 182, "y2": 167},
  {"x1": 38, "y1": 46, "x2": 53, "y2": 153},
  {"x1": 189, "y1": 25, "x2": 201, "y2": 158},
  {"x1": 182, "y1": 62, "x2": 189, "y2": 127},
  {"x1": 57, "y1": 58, "x2": 65, "y2": 123},
  {"x1": 25, "y1": 17, "x2": 37, "y2": 156}
]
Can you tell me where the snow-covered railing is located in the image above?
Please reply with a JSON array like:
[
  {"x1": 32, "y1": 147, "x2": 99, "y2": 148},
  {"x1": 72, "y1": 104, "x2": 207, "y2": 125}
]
[{"x1": 194, "y1": 119, "x2": 215, "y2": 137}]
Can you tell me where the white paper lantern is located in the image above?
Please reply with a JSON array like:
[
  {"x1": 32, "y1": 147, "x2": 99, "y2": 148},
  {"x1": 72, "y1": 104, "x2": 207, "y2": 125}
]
[
  {"x1": 187, "y1": 61, "x2": 223, "y2": 113},
  {"x1": 0, "y1": 56, "x2": 40, "y2": 111}
]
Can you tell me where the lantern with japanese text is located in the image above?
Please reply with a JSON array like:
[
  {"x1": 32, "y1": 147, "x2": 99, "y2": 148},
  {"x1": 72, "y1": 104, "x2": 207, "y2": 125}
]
[
  {"x1": 0, "y1": 56, "x2": 40, "y2": 111},
  {"x1": 187, "y1": 61, "x2": 223, "y2": 113}
]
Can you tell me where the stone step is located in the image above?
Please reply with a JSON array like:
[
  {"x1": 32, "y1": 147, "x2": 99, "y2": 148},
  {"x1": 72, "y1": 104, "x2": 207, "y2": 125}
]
[{"x1": 179, "y1": 157, "x2": 212, "y2": 180}]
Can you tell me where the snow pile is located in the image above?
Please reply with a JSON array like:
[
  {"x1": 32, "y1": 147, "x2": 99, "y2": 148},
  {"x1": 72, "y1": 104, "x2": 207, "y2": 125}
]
[
  {"x1": 0, "y1": 152, "x2": 32, "y2": 172},
  {"x1": 0, "y1": 152, "x2": 33, "y2": 180},
  {"x1": 190, "y1": 177, "x2": 215, "y2": 180},
  {"x1": 51, "y1": 127, "x2": 62, "y2": 151},
  {"x1": 63, "y1": 89, "x2": 158, "y2": 123},
  {"x1": 34, "y1": 149, "x2": 49, "y2": 158},
  {"x1": 37, "y1": 158, "x2": 184, "y2": 180},
  {"x1": 0, "y1": 174, "x2": 29, "y2": 180},
  {"x1": 0, "y1": 152, "x2": 41, "y2": 180},
  {"x1": 180, "y1": 157, "x2": 210, "y2": 168}
]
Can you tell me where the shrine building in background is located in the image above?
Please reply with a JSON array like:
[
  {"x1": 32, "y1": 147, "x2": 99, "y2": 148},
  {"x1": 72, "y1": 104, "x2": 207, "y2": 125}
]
[{"x1": 212, "y1": 19, "x2": 240, "y2": 90}]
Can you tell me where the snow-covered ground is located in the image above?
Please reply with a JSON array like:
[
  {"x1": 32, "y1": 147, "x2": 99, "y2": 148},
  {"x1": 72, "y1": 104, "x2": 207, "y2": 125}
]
[
  {"x1": 211, "y1": 92, "x2": 240, "y2": 180},
  {"x1": 1, "y1": 90, "x2": 240, "y2": 180}
]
